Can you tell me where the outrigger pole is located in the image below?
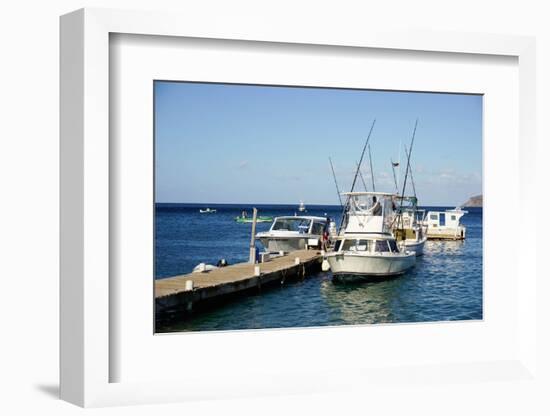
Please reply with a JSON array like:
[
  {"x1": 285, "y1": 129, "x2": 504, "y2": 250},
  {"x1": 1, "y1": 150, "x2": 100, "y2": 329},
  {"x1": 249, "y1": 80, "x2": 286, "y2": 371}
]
[
  {"x1": 403, "y1": 144, "x2": 417, "y2": 199},
  {"x1": 391, "y1": 159, "x2": 399, "y2": 194},
  {"x1": 356, "y1": 161, "x2": 369, "y2": 192},
  {"x1": 368, "y1": 144, "x2": 376, "y2": 192},
  {"x1": 329, "y1": 157, "x2": 343, "y2": 206},
  {"x1": 350, "y1": 119, "x2": 376, "y2": 194},
  {"x1": 397, "y1": 119, "x2": 419, "y2": 230},
  {"x1": 338, "y1": 119, "x2": 376, "y2": 234}
]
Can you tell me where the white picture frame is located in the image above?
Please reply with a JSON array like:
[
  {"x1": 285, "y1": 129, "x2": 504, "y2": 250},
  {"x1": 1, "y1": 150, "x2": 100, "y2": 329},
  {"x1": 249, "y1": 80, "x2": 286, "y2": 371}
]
[{"x1": 60, "y1": 8, "x2": 538, "y2": 408}]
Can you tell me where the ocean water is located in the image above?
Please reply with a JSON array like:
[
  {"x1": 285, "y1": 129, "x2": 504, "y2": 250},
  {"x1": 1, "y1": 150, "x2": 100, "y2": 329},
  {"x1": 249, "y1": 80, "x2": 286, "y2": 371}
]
[{"x1": 155, "y1": 203, "x2": 482, "y2": 332}]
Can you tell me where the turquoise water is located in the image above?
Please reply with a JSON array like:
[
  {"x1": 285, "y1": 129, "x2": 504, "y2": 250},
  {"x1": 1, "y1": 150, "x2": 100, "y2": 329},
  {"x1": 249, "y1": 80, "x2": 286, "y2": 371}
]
[{"x1": 155, "y1": 204, "x2": 482, "y2": 332}]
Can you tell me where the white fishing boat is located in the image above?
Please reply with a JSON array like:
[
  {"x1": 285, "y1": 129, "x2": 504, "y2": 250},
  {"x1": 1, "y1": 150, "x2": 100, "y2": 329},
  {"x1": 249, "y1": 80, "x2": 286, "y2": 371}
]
[
  {"x1": 298, "y1": 201, "x2": 306, "y2": 212},
  {"x1": 256, "y1": 215, "x2": 328, "y2": 253},
  {"x1": 392, "y1": 196, "x2": 428, "y2": 256},
  {"x1": 199, "y1": 207, "x2": 217, "y2": 214},
  {"x1": 424, "y1": 207, "x2": 467, "y2": 240},
  {"x1": 325, "y1": 192, "x2": 416, "y2": 281}
]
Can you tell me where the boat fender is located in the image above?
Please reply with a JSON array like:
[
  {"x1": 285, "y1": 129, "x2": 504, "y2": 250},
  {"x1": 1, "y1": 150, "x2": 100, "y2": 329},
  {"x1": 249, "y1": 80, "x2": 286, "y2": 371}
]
[
  {"x1": 192, "y1": 263, "x2": 218, "y2": 273},
  {"x1": 321, "y1": 259, "x2": 331, "y2": 272}
]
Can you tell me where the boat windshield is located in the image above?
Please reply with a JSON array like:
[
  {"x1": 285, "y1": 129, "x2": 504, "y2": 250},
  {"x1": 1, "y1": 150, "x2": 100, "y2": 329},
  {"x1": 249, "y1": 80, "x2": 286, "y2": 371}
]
[
  {"x1": 272, "y1": 218, "x2": 311, "y2": 233},
  {"x1": 310, "y1": 221, "x2": 326, "y2": 235},
  {"x1": 342, "y1": 239, "x2": 372, "y2": 252},
  {"x1": 374, "y1": 240, "x2": 399, "y2": 253}
]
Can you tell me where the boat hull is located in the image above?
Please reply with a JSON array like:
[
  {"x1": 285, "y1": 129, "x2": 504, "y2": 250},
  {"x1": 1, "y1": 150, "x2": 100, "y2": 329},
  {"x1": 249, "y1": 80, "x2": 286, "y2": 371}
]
[
  {"x1": 327, "y1": 252, "x2": 415, "y2": 281},
  {"x1": 426, "y1": 226, "x2": 466, "y2": 240},
  {"x1": 235, "y1": 216, "x2": 273, "y2": 223},
  {"x1": 258, "y1": 237, "x2": 317, "y2": 253},
  {"x1": 399, "y1": 237, "x2": 427, "y2": 256}
]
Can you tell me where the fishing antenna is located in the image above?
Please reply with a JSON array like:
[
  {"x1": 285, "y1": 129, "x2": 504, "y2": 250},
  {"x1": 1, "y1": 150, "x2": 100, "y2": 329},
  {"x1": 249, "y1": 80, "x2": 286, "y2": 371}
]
[
  {"x1": 368, "y1": 144, "x2": 376, "y2": 192},
  {"x1": 329, "y1": 157, "x2": 343, "y2": 206}
]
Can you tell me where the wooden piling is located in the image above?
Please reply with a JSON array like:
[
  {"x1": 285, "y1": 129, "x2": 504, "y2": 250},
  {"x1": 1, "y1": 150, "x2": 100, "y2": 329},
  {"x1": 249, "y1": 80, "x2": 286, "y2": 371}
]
[{"x1": 249, "y1": 207, "x2": 258, "y2": 263}]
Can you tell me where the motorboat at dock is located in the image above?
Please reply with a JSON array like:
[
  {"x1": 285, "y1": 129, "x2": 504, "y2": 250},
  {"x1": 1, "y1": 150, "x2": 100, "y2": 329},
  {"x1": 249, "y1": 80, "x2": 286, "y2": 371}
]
[
  {"x1": 325, "y1": 192, "x2": 416, "y2": 281},
  {"x1": 392, "y1": 196, "x2": 428, "y2": 256},
  {"x1": 256, "y1": 215, "x2": 329, "y2": 253}
]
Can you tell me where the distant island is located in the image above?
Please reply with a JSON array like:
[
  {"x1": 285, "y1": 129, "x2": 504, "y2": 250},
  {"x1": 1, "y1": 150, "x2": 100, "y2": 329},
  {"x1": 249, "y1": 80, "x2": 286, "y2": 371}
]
[{"x1": 463, "y1": 194, "x2": 483, "y2": 207}]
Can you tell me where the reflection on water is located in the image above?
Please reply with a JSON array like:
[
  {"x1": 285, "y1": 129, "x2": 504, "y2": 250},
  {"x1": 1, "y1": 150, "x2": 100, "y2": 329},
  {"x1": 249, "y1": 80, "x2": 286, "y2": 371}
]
[
  {"x1": 156, "y1": 205, "x2": 482, "y2": 332},
  {"x1": 320, "y1": 278, "x2": 398, "y2": 324},
  {"x1": 317, "y1": 238, "x2": 481, "y2": 325}
]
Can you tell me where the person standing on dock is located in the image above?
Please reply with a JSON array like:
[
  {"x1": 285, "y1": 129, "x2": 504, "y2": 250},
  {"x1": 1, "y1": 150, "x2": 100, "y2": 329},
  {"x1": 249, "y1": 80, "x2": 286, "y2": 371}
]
[{"x1": 322, "y1": 216, "x2": 331, "y2": 251}]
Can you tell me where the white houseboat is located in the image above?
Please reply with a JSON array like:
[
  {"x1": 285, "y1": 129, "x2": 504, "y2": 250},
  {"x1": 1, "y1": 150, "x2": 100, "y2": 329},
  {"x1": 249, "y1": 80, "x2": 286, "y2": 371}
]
[
  {"x1": 424, "y1": 207, "x2": 467, "y2": 240},
  {"x1": 325, "y1": 192, "x2": 416, "y2": 282}
]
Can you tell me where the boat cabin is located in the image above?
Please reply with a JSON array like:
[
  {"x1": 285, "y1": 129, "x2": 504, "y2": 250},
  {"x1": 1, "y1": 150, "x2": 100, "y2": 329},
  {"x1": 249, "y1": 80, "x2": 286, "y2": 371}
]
[
  {"x1": 269, "y1": 216, "x2": 327, "y2": 235},
  {"x1": 256, "y1": 215, "x2": 329, "y2": 253},
  {"x1": 337, "y1": 237, "x2": 400, "y2": 253}
]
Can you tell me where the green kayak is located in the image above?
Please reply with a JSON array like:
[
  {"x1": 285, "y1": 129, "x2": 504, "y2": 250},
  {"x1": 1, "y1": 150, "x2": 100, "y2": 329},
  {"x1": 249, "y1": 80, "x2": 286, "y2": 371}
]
[{"x1": 235, "y1": 216, "x2": 273, "y2": 223}]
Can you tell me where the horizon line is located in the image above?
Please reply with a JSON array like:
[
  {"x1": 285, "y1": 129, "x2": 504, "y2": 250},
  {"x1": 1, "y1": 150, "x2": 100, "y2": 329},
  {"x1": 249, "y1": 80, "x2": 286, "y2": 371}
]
[{"x1": 155, "y1": 201, "x2": 477, "y2": 207}]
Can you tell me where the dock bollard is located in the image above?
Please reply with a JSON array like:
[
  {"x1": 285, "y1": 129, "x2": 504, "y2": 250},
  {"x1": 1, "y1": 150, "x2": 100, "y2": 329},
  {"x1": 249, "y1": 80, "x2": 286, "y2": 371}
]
[
  {"x1": 254, "y1": 265, "x2": 261, "y2": 276},
  {"x1": 295, "y1": 257, "x2": 300, "y2": 265},
  {"x1": 185, "y1": 280, "x2": 194, "y2": 291},
  {"x1": 320, "y1": 250, "x2": 330, "y2": 271}
]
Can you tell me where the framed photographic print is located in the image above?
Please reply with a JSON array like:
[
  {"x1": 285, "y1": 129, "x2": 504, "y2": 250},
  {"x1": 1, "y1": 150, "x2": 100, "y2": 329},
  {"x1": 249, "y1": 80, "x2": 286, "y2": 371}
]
[
  {"x1": 60, "y1": 8, "x2": 538, "y2": 408},
  {"x1": 153, "y1": 81, "x2": 483, "y2": 334}
]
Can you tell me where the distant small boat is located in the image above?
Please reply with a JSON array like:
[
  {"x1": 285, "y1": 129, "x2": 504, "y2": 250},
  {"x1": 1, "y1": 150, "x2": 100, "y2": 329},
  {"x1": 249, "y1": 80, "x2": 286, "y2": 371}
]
[
  {"x1": 235, "y1": 210, "x2": 273, "y2": 223},
  {"x1": 199, "y1": 208, "x2": 217, "y2": 214},
  {"x1": 298, "y1": 201, "x2": 306, "y2": 212},
  {"x1": 235, "y1": 216, "x2": 273, "y2": 223}
]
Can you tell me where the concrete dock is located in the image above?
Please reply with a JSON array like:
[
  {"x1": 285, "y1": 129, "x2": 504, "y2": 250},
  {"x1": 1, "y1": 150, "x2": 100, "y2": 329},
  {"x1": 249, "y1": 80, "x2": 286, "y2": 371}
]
[{"x1": 155, "y1": 249, "x2": 322, "y2": 316}]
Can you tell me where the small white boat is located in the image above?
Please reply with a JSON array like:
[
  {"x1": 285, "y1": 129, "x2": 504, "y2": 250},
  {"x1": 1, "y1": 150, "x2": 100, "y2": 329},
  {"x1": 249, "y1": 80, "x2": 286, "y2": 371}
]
[
  {"x1": 400, "y1": 234, "x2": 427, "y2": 256},
  {"x1": 199, "y1": 208, "x2": 217, "y2": 214},
  {"x1": 298, "y1": 201, "x2": 306, "y2": 212},
  {"x1": 424, "y1": 207, "x2": 467, "y2": 240},
  {"x1": 256, "y1": 215, "x2": 328, "y2": 253},
  {"x1": 325, "y1": 192, "x2": 415, "y2": 281}
]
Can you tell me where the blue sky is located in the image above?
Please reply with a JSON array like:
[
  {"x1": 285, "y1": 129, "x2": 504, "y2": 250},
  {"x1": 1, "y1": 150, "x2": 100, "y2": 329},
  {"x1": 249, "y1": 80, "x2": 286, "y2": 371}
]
[{"x1": 155, "y1": 81, "x2": 482, "y2": 206}]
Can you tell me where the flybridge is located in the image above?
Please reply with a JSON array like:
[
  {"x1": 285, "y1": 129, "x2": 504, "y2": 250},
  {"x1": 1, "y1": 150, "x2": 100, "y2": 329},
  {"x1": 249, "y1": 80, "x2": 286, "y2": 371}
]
[{"x1": 341, "y1": 193, "x2": 396, "y2": 236}]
